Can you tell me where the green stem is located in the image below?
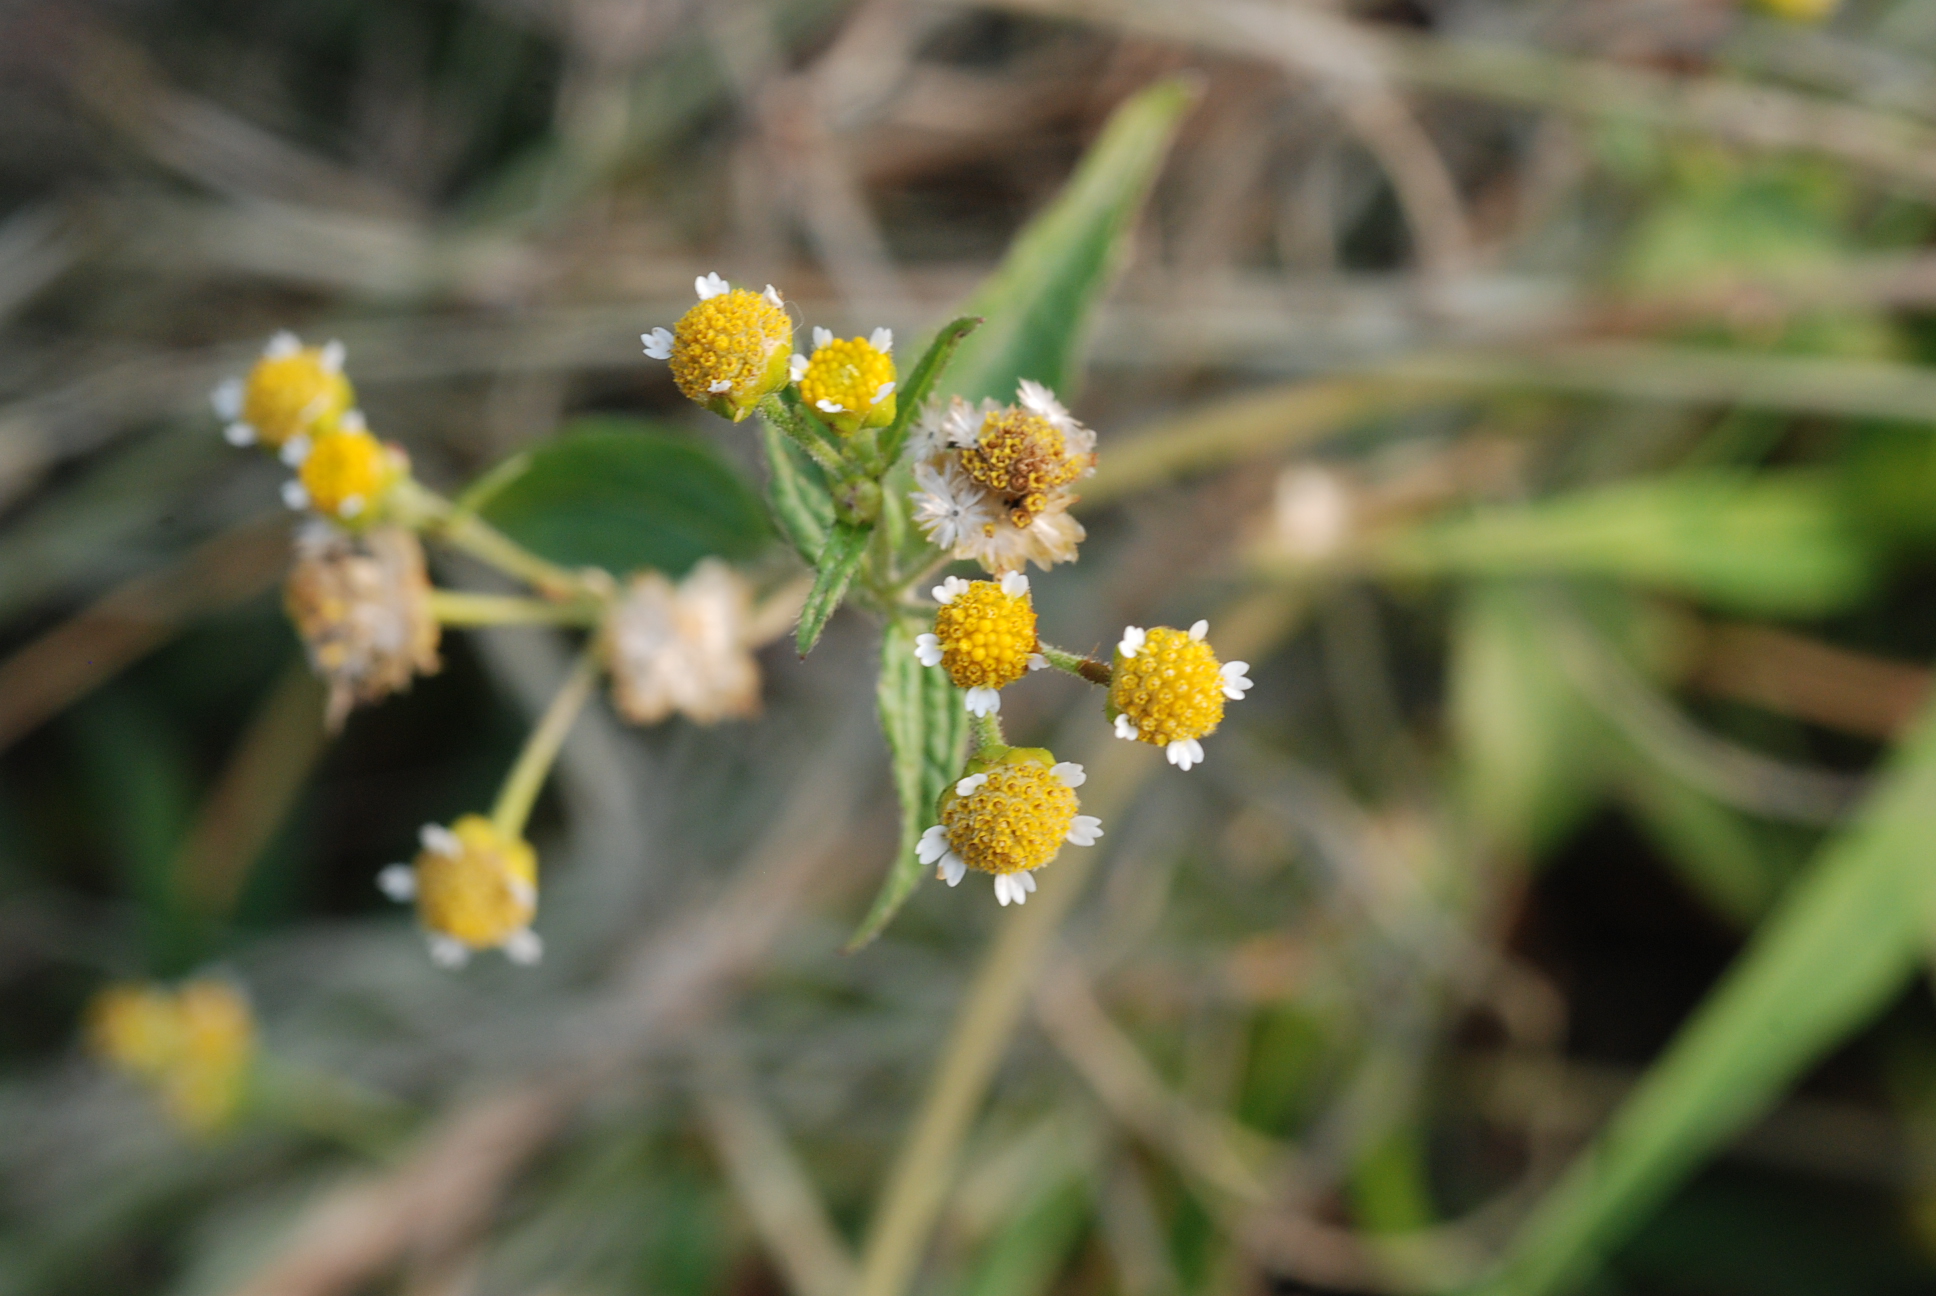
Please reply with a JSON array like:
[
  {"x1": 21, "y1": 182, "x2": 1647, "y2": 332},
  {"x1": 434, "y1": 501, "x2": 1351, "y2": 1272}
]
[
  {"x1": 969, "y1": 710, "x2": 1004, "y2": 755},
  {"x1": 428, "y1": 591, "x2": 603, "y2": 627},
  {"x1": 759, "y1": 395, "x2": 850, "y2": 479},
  {"x1": 394, "y1": 479, "x2": 597, "y2": 601},
  {"x1": 1037, "y1": 643, "x2": 1111, "y2": 686},
  {"x1": 489, "y1": 649, "x2": 602, "y2": 839}
]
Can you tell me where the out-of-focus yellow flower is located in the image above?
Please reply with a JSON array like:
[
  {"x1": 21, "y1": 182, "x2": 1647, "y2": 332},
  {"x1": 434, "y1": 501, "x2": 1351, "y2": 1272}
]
[
  {"x1": 1753, "y1": 0, "x2": 1837, "y2": 22},
  {"x1": 379, "y1": 816, "x2": 541, "y2": 968},
  {"x1": 87, "y1": 978, "x2": 256, "y2": 1135},
  {"x1": 917, "y1": 749, "x2": 1102, "y2": 905},
  {"x1": 282, "y1": 417, "x2": 409, "y2": 524},
  {"x1": 642, "y1": 273, "x2": 794, "y2": 421},
  {"x1": 1108, "y1": 621, "x2": 1252, "y2": 771},
  {"x1": 211, "y1": 331, "x2": 354, "y2": 454},
  {"x1": 284, "y1": 524, "x2": 441, "y2": 731},
  {"x1": 791, "y1": 326, "x2": 897, "y2": 435},
  {"x1": 914, "y1": 573, "x2": 1044, "y2": 717}
]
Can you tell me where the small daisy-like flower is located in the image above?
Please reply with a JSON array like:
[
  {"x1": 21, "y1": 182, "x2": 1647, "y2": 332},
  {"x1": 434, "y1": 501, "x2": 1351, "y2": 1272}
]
[
  {"x1": 915, "y1": 749, "x2": 1101, "y2": 904},
  {"x1": 212, "y1": 331, "x2": 354, "y2": 452},
  {"x1": 603, "y1": 558, "x2": 782, "y2": 726},
  {"x1": 793, "y1": 326, "x2": 897, "y2": 435},
  {"x1": 283, "y1": 523, "x2": 441, "y2": 731},
  {"x1": 915, "y1": 572, "x2": 1038, "y2": 715},
  {"x1": 378, "y1": 816, "x2": 541, "y2": 968},
  {"x1": 642, "y1": 274, "x2": 793, "y2": 421},
  {"x1": 1109, "y1": 619, "x2": 1252, "y2": 770},
  {"x1": 907, "y1": 382, "x2": 1096, "y2": 574},
  {"x1": 87, "y1": 978, "x2": 256, "y2": 1134},
  {"x1": 283, "y1": 418, "x2": 408, "y2": 524}
]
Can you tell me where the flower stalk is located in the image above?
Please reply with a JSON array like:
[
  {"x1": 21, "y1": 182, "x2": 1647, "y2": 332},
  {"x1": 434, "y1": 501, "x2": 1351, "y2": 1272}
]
[{"x1": 489, "y1": 648, "x2": 602, "y2": 840}]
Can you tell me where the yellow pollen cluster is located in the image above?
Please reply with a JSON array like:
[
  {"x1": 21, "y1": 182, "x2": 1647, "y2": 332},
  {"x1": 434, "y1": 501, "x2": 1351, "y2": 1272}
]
[
  {"x1": 960, "y1": 410, "x2": 1088, "y2": 527},
  {"x1": 799, "y1": 337, "x2": 896, "y2": 432},
  {"x1": 300, "y1": 428, "x2": 400, "y2": 520},
  {"x1": 941, "y1": 759, "x2": 1078, "y2": 875},
  {"x1": 669, "y1": 289, "x2": 792, "y2": 417},
  {"x1": 415, "y1": 815, "x2": 538, "y2": 950},
  {"x1": 88, "y1": 979, "x2": 256, "y2": 1134},
  {"x1": 1111, "y1": 627, "x2": 1227, "y2": 747},
  {"x1": 935, "y1": 582, "x2": 1037, "y2": 689},
  {"x1": 242, "y1": 349, "x2": 354, "y2": 447}
]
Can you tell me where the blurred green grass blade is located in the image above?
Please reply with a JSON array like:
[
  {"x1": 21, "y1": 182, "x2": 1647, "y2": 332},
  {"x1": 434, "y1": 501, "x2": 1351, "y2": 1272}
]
[
  {"x1": 474, "y1": 417, "x2": 769, "y2": 577},
  {"x1": 796, "y1": 520, "x2": 869, "y2": 657},
  {"x1": 760, "y1": 419, "x2": 835, "y2": 565},
  {"x1": 957, "y1": 1177, "x2": 1089, "y2": 1296},
  {"x1": 1614, "y1": 749, "x2": 1798, "y2": 926},
  {"x1": 1374, "y1": 472, "x2": 1873, "y2": 615},
  {"x1": 848, "y1": 614, "x2": 967, "y2": 951},
  {"x1": 879, "y1": 316, "x2": 980, "y2": 465},
  {"x1": 1448, "y1": 582, "x2": 1608, "y2": 855},
  {"x1": 1471, "y1": 699, "x2": 1936, "y2": 1296},
  {"x1": 945, "y1": 77, "x2": 1199, "y2": 404}
]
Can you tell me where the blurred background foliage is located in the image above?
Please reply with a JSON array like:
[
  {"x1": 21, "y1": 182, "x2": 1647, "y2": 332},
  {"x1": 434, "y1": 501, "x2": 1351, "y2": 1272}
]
[{"x1": 15, "y1": 0, "x2": 1936, "y2": 1294}]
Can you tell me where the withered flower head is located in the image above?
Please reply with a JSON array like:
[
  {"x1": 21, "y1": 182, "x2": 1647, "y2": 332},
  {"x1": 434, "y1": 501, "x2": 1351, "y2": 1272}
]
[{"x1": 284, "y1": 523, "x2": 441, "y2": 730}]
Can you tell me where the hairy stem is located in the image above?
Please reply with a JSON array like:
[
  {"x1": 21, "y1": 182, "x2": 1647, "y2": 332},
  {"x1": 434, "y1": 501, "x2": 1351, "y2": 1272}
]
[{"x1": 1038, "y1": 643, "x2": 1111, "y2": 686}]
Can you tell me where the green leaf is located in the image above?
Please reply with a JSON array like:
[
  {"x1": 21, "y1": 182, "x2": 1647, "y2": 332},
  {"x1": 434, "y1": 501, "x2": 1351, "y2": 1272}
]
[
  {"x1": 878, "y1": 315, "x2": 981, "y2": 465},
  {"x1": 847, "y1": 613, "x2": 968, "y2": 950},
  {"x1": 1373, "y1": 472, "x2": 1873, "y2": 615},
  {"x1": 945, "y1": 77, "x2": 1199, "y2": 404},
  {"x1": 758, "y1": 418, "x2": 834, "y2": 564},
  {"x1": 1471, "y1": 697, "x2": 1936, "y2": 1296},
  {"x1": 795, "y1": 520, "x2": 869, "y2": 656},
  {"x1": 474, "y1": 417, "x2": 769, "y2": 577}
]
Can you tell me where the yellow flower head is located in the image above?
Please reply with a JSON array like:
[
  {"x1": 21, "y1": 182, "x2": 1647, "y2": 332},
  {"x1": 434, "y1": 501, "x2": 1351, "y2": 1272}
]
[
  {"x1": 212, "y1": 331, "x2": 354, "y2": 451},
  {"x1": 284, "y1": 525, "x2": 441, "y2": 731},
  {"x1": 379, "y1": 815, "x2": 541, "y2": 968},
  {"x1": 285, "y1": 417, "x2": 407, "y2": 524},
  {"x1": 791, "y1": 326, "x2": 897, "y2": 435},
  {"x1": 1108, "y1": 620, "x2": 1253, "y2": 771},
  {"x1": 643, "y1": 273, "x2": 793, "y2": 422},
  {"x1": 918, "y1": 749, "x2": 1102, "y2": 905},
  {"x1": 915, "y1": 573, "x2": 1042, "y2": 717},
  {"x1": 87, "y1": 977, "x2": 256, "y2": 1135}
]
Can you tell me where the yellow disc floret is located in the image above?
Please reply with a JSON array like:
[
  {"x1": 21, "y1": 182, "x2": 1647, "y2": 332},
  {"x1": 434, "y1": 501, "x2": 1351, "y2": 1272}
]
[
  {"x1": 960, "y1": 408, "x2": 1089, "y2": 528},
  {"x1": 414, "y1": 815, "x2": 538, "y2": 951},
  {"x1": 798, "y1": 335, "x2": 896, "y2": 435},
  {"x1": 242, "y1": 346, "x2": 354, "y2": 448},
  {"x1": 1110, "y1": 625, "x2": 1227, "y2": 748},
  {"x1": 88, "y1": 984, "x2": 179, "y2": 1078},
  {"x1": 933, "y1": 579, "x2": 1037, "y2": 690},
  {"x1": 297, "y1": 426, "x2": 404, "y2": 522},
  {"x1": 939, "y1": 751, "x2": 1079, "y2": 876},
  {"x1": 669, "y1": 288, "x2": 793, "y2": 421}
]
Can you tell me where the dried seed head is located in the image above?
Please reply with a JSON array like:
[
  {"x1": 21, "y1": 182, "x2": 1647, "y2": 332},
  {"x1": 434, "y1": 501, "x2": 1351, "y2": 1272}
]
[
  {"x1": 603, "y1": 559, "x2": 764, "y2": 726},
  {"x1": 959, "y1": 408, "x2": 1089, "y2": 528},
  {"x1": 284, "y1": 525, "x2": 441, "y2": 730}
]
